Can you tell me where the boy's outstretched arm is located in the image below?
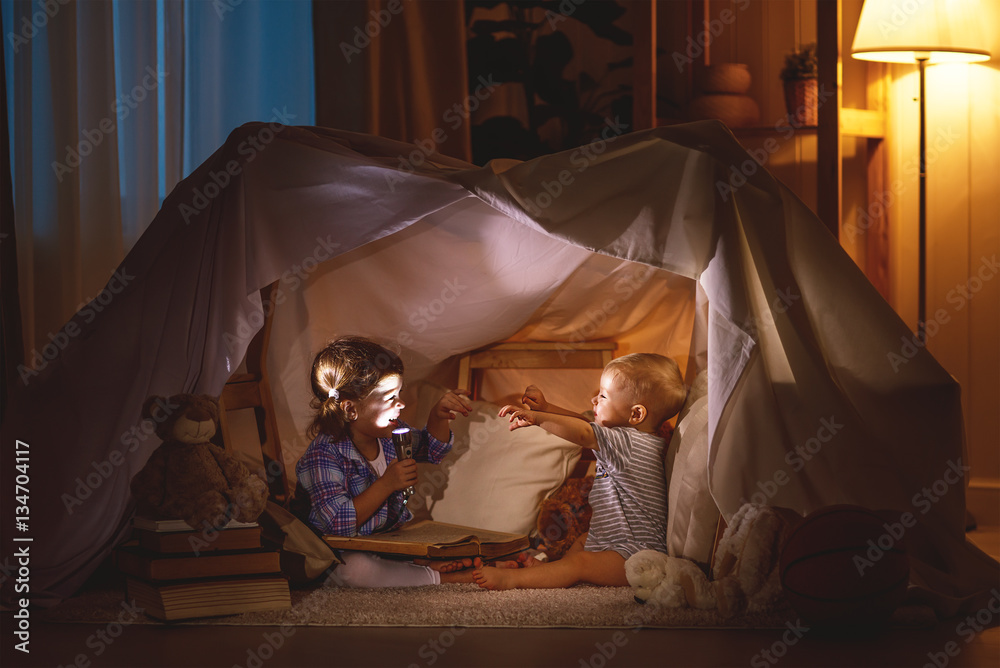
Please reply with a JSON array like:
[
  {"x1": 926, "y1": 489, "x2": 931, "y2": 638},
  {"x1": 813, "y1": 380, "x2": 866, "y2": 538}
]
[{"x1": 497, "y1": 405, "x2": 597, "y2": 450}]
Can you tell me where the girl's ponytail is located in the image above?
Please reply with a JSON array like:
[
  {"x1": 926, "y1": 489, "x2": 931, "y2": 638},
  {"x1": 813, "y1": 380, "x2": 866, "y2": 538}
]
[{"x1": 307, "y1": 336, "x2": 404, "y2": 439}]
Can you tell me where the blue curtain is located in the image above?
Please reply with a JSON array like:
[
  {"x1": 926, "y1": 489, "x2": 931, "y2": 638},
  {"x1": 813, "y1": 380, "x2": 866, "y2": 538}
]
[
  {"x1": 181, "y1": 0, "x2": 315, "y2": 175},
  {"x1": 4, "y1": 0, "x2": 315, "y2": 199},
  {"x1": 3, "y1": 0, "x2": 314, "y2": 357}
]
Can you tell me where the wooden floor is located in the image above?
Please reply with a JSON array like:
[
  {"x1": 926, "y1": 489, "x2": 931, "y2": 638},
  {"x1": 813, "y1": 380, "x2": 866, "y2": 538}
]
[{"x1": 3, "y1": 528, "x2": 998, "y2": 668}]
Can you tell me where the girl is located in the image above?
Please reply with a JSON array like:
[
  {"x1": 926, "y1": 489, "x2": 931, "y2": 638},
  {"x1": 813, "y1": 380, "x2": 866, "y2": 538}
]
[{"x1": 292, "y1": 335, "x2": 476, "y2": 586}]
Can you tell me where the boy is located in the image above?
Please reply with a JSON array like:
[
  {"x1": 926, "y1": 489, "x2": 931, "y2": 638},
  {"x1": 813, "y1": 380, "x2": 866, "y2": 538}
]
[{"x1": 473, "y1": 353, "x2": 687, "y2": 590}]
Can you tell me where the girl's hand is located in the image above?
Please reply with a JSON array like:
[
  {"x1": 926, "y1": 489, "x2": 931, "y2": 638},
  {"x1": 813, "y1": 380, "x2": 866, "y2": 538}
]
[
  {"x1": 498, "y1": 405, "x2": 537, "y2": 431},
  {"x1": 432, "y1": 389, "x2": 473, "y2": 422},
  {"x1": 383, "y1": 458, "x2": 418, "y2": 492},
  {"x1": 521, "y1": 385, "x2": 547, "y2": 411}
]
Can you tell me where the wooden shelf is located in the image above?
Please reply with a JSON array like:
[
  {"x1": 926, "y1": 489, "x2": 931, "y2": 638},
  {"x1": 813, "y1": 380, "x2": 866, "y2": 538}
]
[
  {"x1": 840, "y1": 108, "x2": 885, "y2": 138},
  {"x1": 656, "y1": 120, "x2": 819, "y2": 136},
  {"x1": 640, "y1": 0, "x2": 887, "y2": 290},
  {"x1": 732, "y1": 125, "x2": 818, "y2": 136}
]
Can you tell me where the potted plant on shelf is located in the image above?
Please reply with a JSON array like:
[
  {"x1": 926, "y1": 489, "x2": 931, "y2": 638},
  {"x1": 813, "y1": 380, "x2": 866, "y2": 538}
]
[{"x1": 780, "y1": 42, "x2": 818, "y2": 126}]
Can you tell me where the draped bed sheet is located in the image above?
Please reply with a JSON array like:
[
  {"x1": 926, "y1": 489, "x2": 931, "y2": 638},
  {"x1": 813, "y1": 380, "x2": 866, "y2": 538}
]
[{"x1": 1, "y1": 121, "x2": 995, "y2": 615}]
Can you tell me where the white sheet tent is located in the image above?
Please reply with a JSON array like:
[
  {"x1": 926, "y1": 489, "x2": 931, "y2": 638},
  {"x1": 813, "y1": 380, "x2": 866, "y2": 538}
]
[{"x1": 2, "y1": 121, "x2": 997, "y2": 614}]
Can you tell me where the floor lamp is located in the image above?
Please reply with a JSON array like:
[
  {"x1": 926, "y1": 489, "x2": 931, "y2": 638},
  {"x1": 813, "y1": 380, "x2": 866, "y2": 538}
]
[{"x1": 851, "y1": 0, "x2": 991, "y2": 343}]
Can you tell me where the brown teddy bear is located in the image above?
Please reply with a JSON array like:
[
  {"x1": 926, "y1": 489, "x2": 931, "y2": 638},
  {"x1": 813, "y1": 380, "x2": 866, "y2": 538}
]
[
  {"x1": 535, "y1": 475, "x2": 594, "y2": 560},
  {"x1": 129, "y1": 394, "x2": 268, "y2": 530}
]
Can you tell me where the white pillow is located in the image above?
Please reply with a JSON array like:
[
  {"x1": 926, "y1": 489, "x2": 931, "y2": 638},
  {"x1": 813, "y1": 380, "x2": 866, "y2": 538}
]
[
  {"x1": 408, "y1": 384, "x2": 581, "y2": 536},
  {"x1": 663, "y1": 370, "x2": 719, "y2": 565}
]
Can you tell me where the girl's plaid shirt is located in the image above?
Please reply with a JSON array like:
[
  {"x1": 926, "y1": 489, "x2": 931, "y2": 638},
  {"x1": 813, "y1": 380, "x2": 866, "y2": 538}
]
[{"x1": 295, "y1": 422, "x2": 452, "y2": 536}]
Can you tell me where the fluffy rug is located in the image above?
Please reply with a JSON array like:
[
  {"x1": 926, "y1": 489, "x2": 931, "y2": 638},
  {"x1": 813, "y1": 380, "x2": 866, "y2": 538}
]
[{"x1": 42, "y1": 581, "x2": 794, "y2": 629}]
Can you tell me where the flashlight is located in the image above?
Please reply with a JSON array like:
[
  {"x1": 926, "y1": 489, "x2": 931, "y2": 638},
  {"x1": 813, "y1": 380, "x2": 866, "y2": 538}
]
[{"x1": 391, "y1": 427, "x2": 415, "y2": 503}]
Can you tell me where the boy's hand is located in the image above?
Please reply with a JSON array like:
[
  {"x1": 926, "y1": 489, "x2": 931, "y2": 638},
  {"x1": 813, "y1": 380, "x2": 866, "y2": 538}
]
[
  {"x1": 521, "y1": 385, "x2": 547, "y2": 411},
  {"x1": 498, "y1": 405, "x2": 538, "y2": 431},
  {"x1": 383, "y1": 458, "x2": 418, "y2": 492},
  {"x1": 432, "y1": 389, "x2": 473, "y2": 422}
]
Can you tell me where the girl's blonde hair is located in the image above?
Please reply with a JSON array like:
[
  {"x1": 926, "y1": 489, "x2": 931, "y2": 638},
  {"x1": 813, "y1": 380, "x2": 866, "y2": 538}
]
[{"x1": 307, "y1": 336, "x2": 404, "y2": 439}]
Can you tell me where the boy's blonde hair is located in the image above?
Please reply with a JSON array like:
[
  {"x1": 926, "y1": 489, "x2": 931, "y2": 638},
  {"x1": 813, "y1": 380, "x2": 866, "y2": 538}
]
[{"x1": 604, "y1": 353, "x2": 687, "y2": 427}]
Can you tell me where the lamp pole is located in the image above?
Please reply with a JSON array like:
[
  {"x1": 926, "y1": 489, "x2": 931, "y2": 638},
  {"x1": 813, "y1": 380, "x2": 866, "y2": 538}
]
[{"x1": 917, "y1": 55, "x2": 928, "y2": 344}]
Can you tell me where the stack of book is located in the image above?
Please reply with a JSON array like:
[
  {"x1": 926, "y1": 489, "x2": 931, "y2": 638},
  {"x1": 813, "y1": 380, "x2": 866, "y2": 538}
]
[{"x1": 116, "y1": 517, "x2": 291, "y2": 621}]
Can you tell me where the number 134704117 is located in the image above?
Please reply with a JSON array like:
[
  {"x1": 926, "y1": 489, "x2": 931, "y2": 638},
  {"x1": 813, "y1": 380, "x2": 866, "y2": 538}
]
[{"x1": 14, "y1": 440, "x2": 30, "y2": 534}]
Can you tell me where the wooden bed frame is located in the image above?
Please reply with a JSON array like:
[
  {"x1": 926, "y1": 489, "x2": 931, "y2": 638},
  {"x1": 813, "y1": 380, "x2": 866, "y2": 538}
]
[
  {"x1": 457, "y1": 340, "x2": 616, "y2": 477},
  {"x1": 457, "y1": 341, "x2": 617, "y2": 400},
  {"x1": 217, "y1": 283, "x2": 289, "y2": 504},
  {"x1": 217, "y1": 287, "x2": 616, "y2": 506}
]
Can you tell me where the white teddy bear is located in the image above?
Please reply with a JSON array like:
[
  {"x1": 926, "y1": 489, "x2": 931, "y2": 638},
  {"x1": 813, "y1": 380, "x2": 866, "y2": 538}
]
[
  {"x1": 625, "y1": 549, "x2": 717, "y2": 609},
  {"x1": 626, "y1": 503, "x2": 801, "y2": 618}
]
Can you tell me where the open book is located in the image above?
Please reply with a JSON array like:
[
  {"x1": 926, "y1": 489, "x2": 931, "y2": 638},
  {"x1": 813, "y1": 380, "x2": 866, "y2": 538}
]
[{"x1": 322, "y1": 520, "x2": 528, "y2": 559}]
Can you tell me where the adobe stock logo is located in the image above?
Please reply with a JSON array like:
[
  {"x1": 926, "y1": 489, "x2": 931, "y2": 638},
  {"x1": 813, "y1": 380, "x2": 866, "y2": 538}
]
[{"x1": 5, "y1": 0, "x2": 69, "y2": 53}]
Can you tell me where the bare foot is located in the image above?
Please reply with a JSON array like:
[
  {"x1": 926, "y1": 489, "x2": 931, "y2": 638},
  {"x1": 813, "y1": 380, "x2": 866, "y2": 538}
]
[
  {"x1": 414, "y1": 557, "x2": 476, "y2": 573},
  {"x1": 472, "y1": 566, "x2": 516, "y2": 590},
  {"x1": 489, "y1": 551, "x2": 540, "y2": 569},
  {"x1": 440, "y1": 568, "x2": 478, "y2": 584}
]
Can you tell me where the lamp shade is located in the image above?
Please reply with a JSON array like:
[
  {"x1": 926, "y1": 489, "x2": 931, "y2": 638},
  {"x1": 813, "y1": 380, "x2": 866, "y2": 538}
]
[{"x1": 851, "y1": 0, "x2": 992, "y2": 63}]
